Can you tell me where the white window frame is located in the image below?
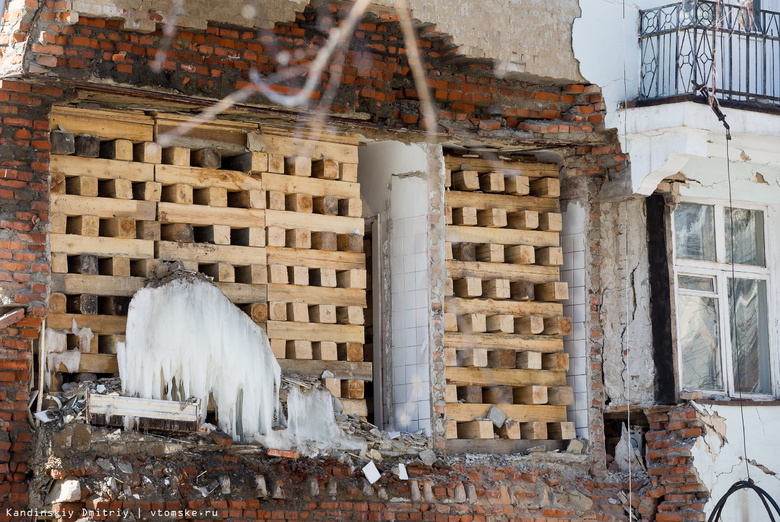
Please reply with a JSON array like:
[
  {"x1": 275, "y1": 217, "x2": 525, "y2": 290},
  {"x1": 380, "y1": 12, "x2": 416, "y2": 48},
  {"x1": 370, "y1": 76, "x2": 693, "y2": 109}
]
[{"x1": 672, "y1": 197, "x2": 780, "y2": 399}]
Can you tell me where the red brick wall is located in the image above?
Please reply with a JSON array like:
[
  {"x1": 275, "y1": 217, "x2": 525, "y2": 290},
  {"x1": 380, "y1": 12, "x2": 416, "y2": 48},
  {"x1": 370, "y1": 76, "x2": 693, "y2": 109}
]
[
  {"x1": 33, "y1": 434, "x2": 636, "y2": 522},
  {"x1": 0, "y1": 1, "x2": 648, "y2": 519},
  {"x1": 0, "y1": 79, "x2": 61, "y2": 511},
  {"x1": 642, "y1": 404, "x2": 708, "y2": 522}
]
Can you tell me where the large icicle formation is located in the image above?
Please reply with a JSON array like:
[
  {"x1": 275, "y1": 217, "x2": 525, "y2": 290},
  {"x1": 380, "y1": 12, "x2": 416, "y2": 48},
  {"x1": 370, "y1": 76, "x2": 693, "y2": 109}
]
[
  {"x1": 118, "y1": 276, "x2": 281, "y2": 442},
  {"x1": 259, "y1": 386, "x2": 365, "y2": 455}
]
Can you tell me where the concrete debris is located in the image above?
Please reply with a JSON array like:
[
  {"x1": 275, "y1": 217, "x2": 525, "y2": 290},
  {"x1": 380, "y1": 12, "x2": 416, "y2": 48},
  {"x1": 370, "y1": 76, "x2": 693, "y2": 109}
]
[
  {"x1": 419, "y1": 449, "x2": 437, "y2": 466},
  {"x1": 487, "y1": 404, "x2": 507, "y2": 428},
  {"x1": 307, "y1": 477, "x2": 320, "y2": 496},
  {"x1": 219, "y1": 475, "x2": 231, "y2": 495},
  {"x1": 423, "y1": 481, "x2": 436, "y2": 503},
  {"x1": 334, "y1": 412, "x2": 428, "y2": 456},
  {"x1": 254, "y1": 475, "x2": 268, "y2": 498},
  {"x1": 526, "y1": 445, "x2": 547, "y2": 454},
  {"x1": 614, "y1": 424, "x2": 646, "y2": 473},
  {"x1": 37, "y1": 377, "x2": 121, "y2": 428},
  {"x1": 454, "y1": 482, "x2": 467, "y2": 503},
  {"x1": 566, "y1": 439, "x2": 585, "y2": 454},
  {"x1": 410, "y1": 480, "x2": 422, "y2": 502},
  {"x1": 45, "y1": 478, "x2": 81, "y2": 504},
  {"x1": 271, "y1": 479, "x2": 285, "y2": 499},
  {"x1": 362, "y1": 460, "x2": 381, "y2": 484}
]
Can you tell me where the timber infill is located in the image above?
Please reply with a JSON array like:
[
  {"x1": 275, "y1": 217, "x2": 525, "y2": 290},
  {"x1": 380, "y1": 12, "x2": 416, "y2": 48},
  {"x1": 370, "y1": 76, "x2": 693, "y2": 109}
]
[{"x1": 46, "y1": 106, "x2": 371, "y2": 419}]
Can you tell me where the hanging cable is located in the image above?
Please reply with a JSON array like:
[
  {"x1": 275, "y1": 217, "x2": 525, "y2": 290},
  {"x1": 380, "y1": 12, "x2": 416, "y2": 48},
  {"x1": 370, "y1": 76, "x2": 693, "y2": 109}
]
[{"x1": 620, "y1": 1, "x2": 634, "y2": 519}]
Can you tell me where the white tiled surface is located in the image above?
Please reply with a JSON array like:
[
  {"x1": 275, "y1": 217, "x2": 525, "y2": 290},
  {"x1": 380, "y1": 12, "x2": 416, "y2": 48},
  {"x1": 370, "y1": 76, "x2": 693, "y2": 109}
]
[
  {"x1": 561, "y1": 226, "x2": 588, "y2": 438},
  {"x1": 390, "y1": 212, "x2": 431, "y2": 435}
]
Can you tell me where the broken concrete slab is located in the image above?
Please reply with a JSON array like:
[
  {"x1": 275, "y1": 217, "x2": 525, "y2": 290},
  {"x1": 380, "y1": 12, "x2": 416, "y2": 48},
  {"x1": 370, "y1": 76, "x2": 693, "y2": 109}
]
[
  {"x1": 487, "y1": 404, "x2": 507, "y2": 428},
  {"x1": 45, "y1": 478, "x2": 82, "y2": 504}
]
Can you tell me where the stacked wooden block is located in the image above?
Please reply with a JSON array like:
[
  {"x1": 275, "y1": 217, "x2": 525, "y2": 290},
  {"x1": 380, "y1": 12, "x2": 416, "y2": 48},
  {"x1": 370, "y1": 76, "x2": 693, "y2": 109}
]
[
  {"x1": 442, "y1": 156, "x2": 575, "y2": 444},
  {"x1": 261, "y1": 131, "x2": 369, "y2": 417},
  {"x1": 47, "y1": 108, "x2": 370, "y2": 417}
]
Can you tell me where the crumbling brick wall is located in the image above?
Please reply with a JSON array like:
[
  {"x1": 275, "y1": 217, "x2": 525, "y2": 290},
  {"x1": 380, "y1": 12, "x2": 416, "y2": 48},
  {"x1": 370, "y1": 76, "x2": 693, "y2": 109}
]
[
  {"x1": 28, "y1": 424, "x2": 635, "y2": 522},
  {"x1": 0, "y1": 1, "x2": 651, "y2": 519},
  {"x1": 642, "y1": 404, "x2": 708, "y2": 522},
  {"x1": 0, "y1": 79, "x2": 62, "y2": 512}
]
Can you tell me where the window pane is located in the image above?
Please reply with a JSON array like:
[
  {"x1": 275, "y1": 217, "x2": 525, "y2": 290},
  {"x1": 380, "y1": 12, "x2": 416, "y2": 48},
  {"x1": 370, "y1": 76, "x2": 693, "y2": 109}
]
[
  {"x1": 678, "y1": 294, "x2": 723, "y2": 390},
  {"x1": 725, "y1": 208, "x2": 765, "y2": 266},
  {"x1": 679, "y1": 275, "x2": 715, "y2": 292},
  {"x1": 728, "y1": 278, "x2": 771, "y2": 394},
  {"x1": 674, "y1": 203, "x2": 716, "y2": 261}
]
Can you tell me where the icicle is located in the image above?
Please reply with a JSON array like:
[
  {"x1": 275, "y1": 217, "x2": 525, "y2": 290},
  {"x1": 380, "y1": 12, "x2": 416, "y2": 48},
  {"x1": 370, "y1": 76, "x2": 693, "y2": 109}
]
[{"x1": 119, "y1": 277, "x2": 281, "y2": 441}]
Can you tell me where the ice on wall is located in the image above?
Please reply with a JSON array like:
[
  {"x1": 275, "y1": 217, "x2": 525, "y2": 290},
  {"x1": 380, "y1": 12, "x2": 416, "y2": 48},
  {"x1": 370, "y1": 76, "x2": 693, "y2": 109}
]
[
  {"x1": 44, "y1": 327, "x2": 76, "y2": 390},
  {"x1": 258, "y1": 386, "x2": 365, "y2": 455},
  {"x1": 118, "y1": 277, "x2": 281, "y2": 442}
]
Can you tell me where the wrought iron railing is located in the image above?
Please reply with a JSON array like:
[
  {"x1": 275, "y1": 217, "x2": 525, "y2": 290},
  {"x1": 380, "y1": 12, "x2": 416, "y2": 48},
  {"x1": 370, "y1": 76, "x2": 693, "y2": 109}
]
[{"x1": 639, "y1": 0, "x2": 780, "y2": 105}]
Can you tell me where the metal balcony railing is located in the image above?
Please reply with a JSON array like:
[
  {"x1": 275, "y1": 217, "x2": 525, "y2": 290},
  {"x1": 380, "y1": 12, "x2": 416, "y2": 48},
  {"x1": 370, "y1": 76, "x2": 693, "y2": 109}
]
[{"x1": 639, "y1": 0, "x2": 780, "y2": 105}]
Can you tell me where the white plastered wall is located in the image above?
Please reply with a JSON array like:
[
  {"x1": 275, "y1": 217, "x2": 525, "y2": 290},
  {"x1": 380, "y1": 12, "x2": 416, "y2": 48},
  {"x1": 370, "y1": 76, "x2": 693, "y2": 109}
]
[
  {"x1": 561, "y1": 199, "x2": 588, "y2": 438},
  {"x1": 360, "y1": 141, "x2": 433, "y2": 434},
  {"x1": 690, "y1": 403, "x2": 780, "y2": 522}
]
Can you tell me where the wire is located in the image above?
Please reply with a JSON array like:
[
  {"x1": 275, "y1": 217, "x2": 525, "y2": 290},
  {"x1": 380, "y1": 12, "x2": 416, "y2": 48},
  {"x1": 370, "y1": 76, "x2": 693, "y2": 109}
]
[
  {"x1": 620, "y1": 1, "x2": 634, "y2": 518},
  {"x1": 707, "y1": 0, "x2": 750, "y2": 483},
  {"x1": 724, "y1": 126, "x2": 751, "y2": 482}
]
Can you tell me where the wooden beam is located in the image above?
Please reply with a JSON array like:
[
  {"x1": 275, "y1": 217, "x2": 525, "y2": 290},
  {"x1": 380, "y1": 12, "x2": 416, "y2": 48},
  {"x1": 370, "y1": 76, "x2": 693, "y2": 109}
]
[
  {"x1": 447, "y1": 226, "x2": 558, "y2": 248},
  {"x1": 50, "y1": 155, "x2": 154, "y2": 182},
  {"x1": 445, "y1": 403, "x2": 566, "y2": 422},
  {"x1": 445, "y1": 366, "x2": 566, "y2": 387},
  {"x1": 277, "y1": 359, "x2": 372, "y2": 380},
  {"x1": 443, "y1": 332, "x2": 563, "y2": 353}
]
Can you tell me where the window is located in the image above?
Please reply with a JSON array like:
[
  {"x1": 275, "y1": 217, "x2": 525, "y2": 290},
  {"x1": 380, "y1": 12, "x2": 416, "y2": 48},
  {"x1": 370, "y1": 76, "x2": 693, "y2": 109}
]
[{"x1": 673, "y1": 201, "x2": 775, "y2": 397}]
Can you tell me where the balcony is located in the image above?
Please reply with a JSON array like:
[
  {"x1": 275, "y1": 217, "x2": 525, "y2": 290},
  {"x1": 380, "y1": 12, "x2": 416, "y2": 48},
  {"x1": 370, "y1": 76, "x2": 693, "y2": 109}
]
[{"x1": 639, "y1": 0, "x2": 780, "y2": 106}]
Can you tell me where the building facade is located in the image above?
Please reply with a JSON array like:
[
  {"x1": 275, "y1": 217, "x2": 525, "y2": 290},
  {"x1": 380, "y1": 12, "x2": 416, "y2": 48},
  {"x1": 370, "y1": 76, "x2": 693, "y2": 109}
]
[{"x1": 0, "y1": 0, "x2": 775, "y2": 520}]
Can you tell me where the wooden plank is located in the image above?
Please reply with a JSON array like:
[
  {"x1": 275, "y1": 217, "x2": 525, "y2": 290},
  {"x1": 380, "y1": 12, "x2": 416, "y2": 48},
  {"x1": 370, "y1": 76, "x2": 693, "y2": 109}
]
[
  {"x1": 214, "y1": 283, "x2": 267, "y2": 304},
  {"x1": 266, "y1": 321, "x2": 363, "y2": 343},
  {"x1": 47, "y1": 314, "x2": 127, "y2": 334},
  {"x1": 157, "y1": 115, "x2": 255, "y2": 150},
  {"x1": 50, "y1": 155, "x2": 154, "y2": 182},
  {"x1": 447, "y1": 226, "x2": 558, "y2": 248},
  {"x1": 277, "y1": 359, "x2": 372, "y2": 380},
  {"x1": 266, "y1": 247, "x2": 365, "y2": 270},
  {"x1": 51, "y1": 194, "x2": 156, "y2": 220},
  {"x1": 457, "y1": 420, "x2": 493, "y2": 439},
  {"x1": 262, "y1": 172, "x2": 359, "y2": 199},
  {"x1": 158, "y1": 202, "x2": 265, "y2": 228},
  {"x1": 88, "y1": 393, "x2": 199, "y2": 422},
  {"x1": 51, "y1": 274, "x2": 145, "y2": 297},
  {"x1": 51, "y1": 106, "x2": 154, "y2": 141},
  {"x1": 50, "y1": 235, "x2": 154, "y2": 259},
  {"x1": 445, "y1": 297, "x2": 562, "y2": 318},
  {"x1": 446, "y1": 260, "x2": 558, "y2": 284},
  {"x1": 156, "y1": 241, "x2": 265, "y2": 265},
  {"x1": 445, "y1": 439, "x2": 566, "y2": 454},
  {"x1": 154, "y1": 164, "x2": 263, "y2": 191},
  {"x1": 444, "y1": 332, "x2": 563, "y2": 353},
  {"x1": 49, "y1": 353, "x2": 119, "y2": 373},
  {"x1": 444, "y1": 157, "x2": 558, "y2": 176},
  {"x1": 547, "y1": 422, "x2": 576, "y2": 440},
  {"x1": 261, "y1": 130, "x2": 359, "y2": 164},
  {"x1": 265, "y1": 210, "x2": 364, "y2": 235},
  {"x1": 267, "y1": 284, "x2": 366, "y2": 307},
  {"x1": 446, "y1": 190, "x2": 559, "y2": 213},
  {"x1": 445, "y1": 403, "x2": 566, "y2": 422},
  {"x1": 445, "y1": 367, "x2": 566, "y2": 387},
  {"x1": 340, "y1": 399, "x2": 368, "y2": 417}
]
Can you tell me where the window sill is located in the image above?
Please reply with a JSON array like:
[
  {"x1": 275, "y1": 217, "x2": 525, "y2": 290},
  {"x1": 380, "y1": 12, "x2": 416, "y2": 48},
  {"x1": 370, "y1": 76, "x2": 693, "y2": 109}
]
[{"x1": 695, "y1": 399, "x2": 780, "y2": 407}]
